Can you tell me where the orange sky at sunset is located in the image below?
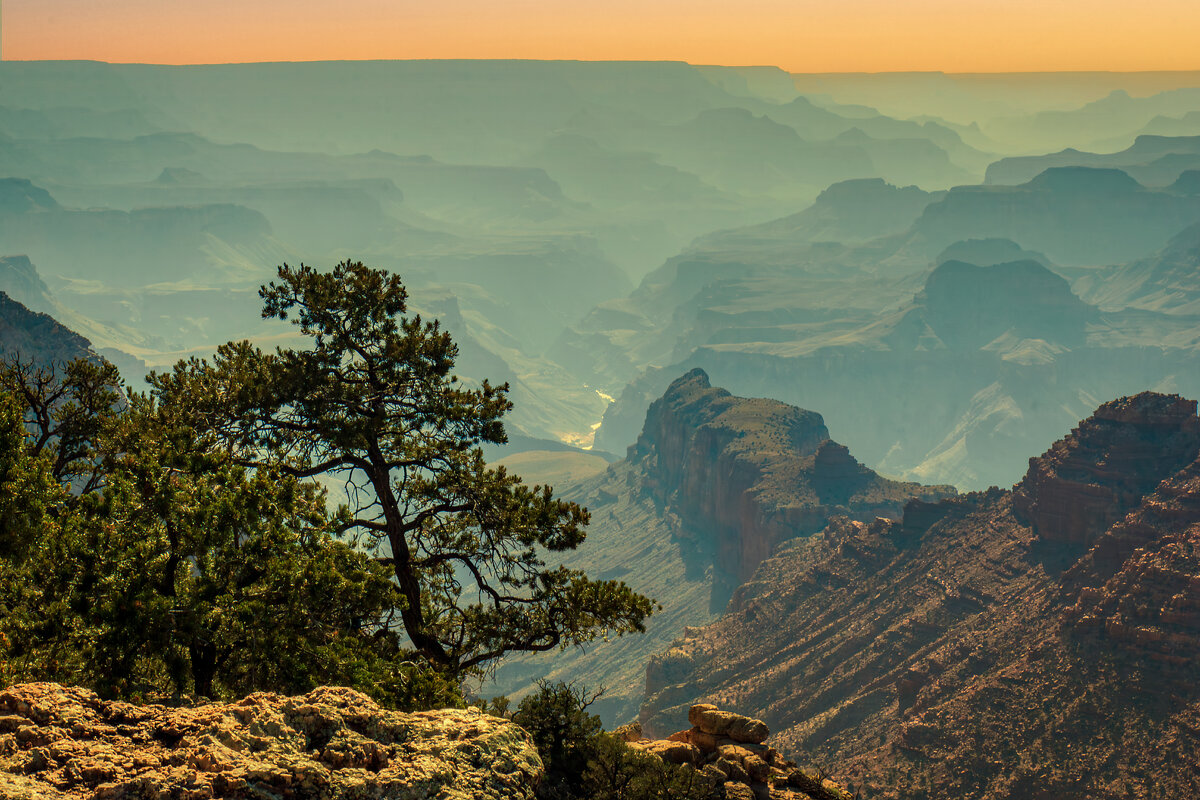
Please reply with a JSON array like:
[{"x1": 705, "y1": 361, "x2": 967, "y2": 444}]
[{"x1": 5, "y1": 0, "x2": 1199, "y2": 72}]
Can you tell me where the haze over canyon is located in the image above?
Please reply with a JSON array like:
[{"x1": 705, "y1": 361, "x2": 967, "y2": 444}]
[{"x1": 2, "y1": 56, "x2": 1200, "y2": 800}]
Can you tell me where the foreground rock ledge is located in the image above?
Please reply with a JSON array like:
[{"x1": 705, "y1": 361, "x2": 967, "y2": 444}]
[
  {"x1": 622, "y1": 705, "x2": 852, "y2": 800},
  {"x1": 0, "y1": 683, "x2": 543, "y2": 800}
]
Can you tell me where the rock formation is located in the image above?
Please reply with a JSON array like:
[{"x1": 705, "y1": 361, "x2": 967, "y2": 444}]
[
  {"x1": 913, "y1": 259, "x2": 1095, "y2": 350},
  {"x1": 1013, "y1": 392, "x2": 1200, "y2": 545},
  {"x1": 640, "y1": 392, "x2": 1200, "y2": 799},
  {"x1": 631, "y1": 368, "x2": 955, "y2": 595},
  {"x1": 625, "y1": 704, "x2": 853, "y2": 800},
  {"x1": 0, "y1": 683, "x2": 542, "y2": 800}
]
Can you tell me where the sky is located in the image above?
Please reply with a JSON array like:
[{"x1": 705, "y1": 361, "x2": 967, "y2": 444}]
[{"x1": 5, "y1": 0, "x2": 1200, "y2": 72}]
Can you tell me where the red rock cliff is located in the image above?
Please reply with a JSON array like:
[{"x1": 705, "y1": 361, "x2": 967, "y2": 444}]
[
  {"x1": 1012, "y1": 392, "x2": 1200, "y2": 546},
  {"x1": 628, "y1": 368, "x2": 954, "y2": 595}
]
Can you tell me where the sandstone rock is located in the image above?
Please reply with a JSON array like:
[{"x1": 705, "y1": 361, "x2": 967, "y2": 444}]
[
  {"x1": 635, "y1": 738, "x2": 702, "y2": 765},
  {"x1": 626, "y1": 702, "x2": 853, "y2": 800},
  {"x1": 690, "y1": 726, "x2": 723, "y2": 751},
  {"x1": 688, "y1": 702, "x2": 719, "y2": 727},
  {"x1": 612, "y1": 720, "x2": 642, "y2": 742},
  {"x1": 0, "y1": 683, "x2": 542, "y2": 800},
  {"x1": 723, "y1": 781, "x2": 757, "y2": 800},
  {"x1": 694, "y1": 707, "x2": 740, "y2": 736},
  {"x1": 690, "y1": 704, "x2": 770, "y2": 744},
  {"x1": 728, "y1": 715, "x2": 770, "y2": 744},
  {"x1": 716, "y1": 755, "x2": 751, "y2": 782},
  {"x1": 718, "y1": 742, "x2": 757, "y2": 760},
  {"x1": 743, "y1": 754, "x2": 771, "y2": 783}
]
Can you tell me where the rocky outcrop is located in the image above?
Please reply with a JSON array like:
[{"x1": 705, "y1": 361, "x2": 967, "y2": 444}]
[
  {"x1": 1066, "y1": 522, "x2": 1200, "y2": 670},
  {"x1": 1061, "y1": 450, "x2": 1200, "y2": 672},
  {"x1": 627, "y1": 704, "x2": 852, "y2": 800},
  {"x1": 639, "y1": 392, "x2": 1200, "y2": 799},
  {"x1": 0, "y1": 288, "x2": 96, "y2": 367},
  {"x1": 630, "y1": 368, "x2": 954, "y2": 594},
  {"x1": 0, "y1": 683, "x2": 542, "y2": 800},
  {"x1": 1013, "y1": 392, "x2": 1200, "y2": 546}
]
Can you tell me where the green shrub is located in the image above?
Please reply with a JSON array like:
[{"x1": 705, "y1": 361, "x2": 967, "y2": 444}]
[
  {"x1": 510, "y1": 681, "x2": 717, "y2": 800},
  {"x1": 511, "y1": 681, "x2": 605, "y2": 799},
  {"x1": 584, "y1": 732, "x2": 718, "y2": 800}
]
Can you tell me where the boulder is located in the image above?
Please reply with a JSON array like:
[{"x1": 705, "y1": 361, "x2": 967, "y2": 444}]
[
  {"x1": 724, "y1": 781, "x2": 757, "y2": 800},
  {"x1": 729, "y1": 715, "x2": 770, "y2": 744},
  {"x1": 689, "y1": 703, "x2": 770, "y2": 743},
  {"x1": 743, "y1": 754, "x2": 771, "y2": 783},
  {"x1": 613, "y1": 720, "x2": 642, "y2": 742},
  {"x1": 703, "y1": 709, "x2": 741, "y2": 735},
  {"x1": 688, "y1": 702, "x2": 719, "y2": 727},
  {"x1": 716, "y1": 755, "x2": 751, "y2": 782},
  {"x1": 690, "y1": 726, "x2": 724, "y2": 751},
  {"x1": 620, "y1": 702, "x2": 852, "y2": 799}
]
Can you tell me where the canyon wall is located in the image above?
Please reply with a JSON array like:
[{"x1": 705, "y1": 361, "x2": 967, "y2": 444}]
[{"x1": 640, "y1": 392, "x2": 1200, "y2": 800}]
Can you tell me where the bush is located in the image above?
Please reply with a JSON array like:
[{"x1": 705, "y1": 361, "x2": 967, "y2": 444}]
[
  {"x1": 510, "y1": 681, "x2": 717, "y2": 800},
  {"x1": 585, "y1": 733, "x2": 719, "y2": 800},
  {"x1": 511, "y1": 681, "x2": 605, "y2": 799}
]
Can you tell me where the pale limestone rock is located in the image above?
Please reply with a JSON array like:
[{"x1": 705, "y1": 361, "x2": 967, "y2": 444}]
[{"x1": 0, "y1": 683, "x2": 542, "y2": 800}]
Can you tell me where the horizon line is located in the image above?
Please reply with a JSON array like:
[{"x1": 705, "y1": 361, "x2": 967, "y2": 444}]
[{"x1": 3, "y1": 57, "x2": 1200, "y2": 76}]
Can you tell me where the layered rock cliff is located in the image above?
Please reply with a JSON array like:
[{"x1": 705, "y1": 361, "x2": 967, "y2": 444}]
[
  {"x1": 0, "y1": 683, "x2": 542, "y2": 800},
  {"x1": 631, "y1": 369, "x2": 955, "y2": 596},
  {"x1": 640, "y1": 392, "x2": 1200, "y2": 799},
  {"x1": 487, "y1": 370, "x2": 952, "y2": 726},
  {"x1": 1012, "y1": 392, "x2": 1200, "y2": 545}
]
